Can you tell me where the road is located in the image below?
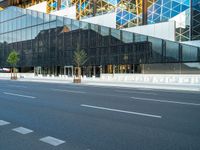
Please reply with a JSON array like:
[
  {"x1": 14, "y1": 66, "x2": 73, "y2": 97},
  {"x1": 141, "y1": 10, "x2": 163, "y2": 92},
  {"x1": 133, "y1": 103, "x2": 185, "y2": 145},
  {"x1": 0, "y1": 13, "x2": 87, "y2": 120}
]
[{"x1": 0, "y1": 79, "x2": 200, "y2": 150}]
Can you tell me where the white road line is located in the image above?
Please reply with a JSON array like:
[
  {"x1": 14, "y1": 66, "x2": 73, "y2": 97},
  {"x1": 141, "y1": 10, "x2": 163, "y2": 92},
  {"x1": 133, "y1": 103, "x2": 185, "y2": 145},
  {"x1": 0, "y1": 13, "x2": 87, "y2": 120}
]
[
  {"x1": 3, "y1": 92, "x2": 36, "y2": 99},
  {"x1": 115, "y1": 90, "x2": 157, "y2": 95},
  {"x1": 52, "y1": 88, "x2": 86, "y2": 94},
  {"x1": 40, "y1": 136, "x2": 66, "y2": 146},
  {"x1": 0, "y1": 120, "x2": 10, "y2": 126},
  {"x1": 131, "y1": 97, "x2": 200, "y2": 106},
  {"x1": 8, "y1": 85, "x2": 27, "y2": 88},
  {"x1": 12, "y1": 127, "x2": 33, "y2": 135},
  {"x1": 136, "y1": 88, "x2": 154, "y2": 91},
  {"x1": 81, "y1": 104, "x2": 162, "y2": 118}
]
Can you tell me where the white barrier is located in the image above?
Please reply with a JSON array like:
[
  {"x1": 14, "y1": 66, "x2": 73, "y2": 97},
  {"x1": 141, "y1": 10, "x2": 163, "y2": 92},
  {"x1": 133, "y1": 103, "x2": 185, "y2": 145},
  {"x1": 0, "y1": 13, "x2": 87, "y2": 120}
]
[
  {"x1": 100, "y1": 74, "x2": 200, "y2": 85},
  {"x1": 0, "y1": 73, "x2": 35, "y2": 78},
  {"x1": 1, "y1": 73, "x2": 200, "y2": 85}
]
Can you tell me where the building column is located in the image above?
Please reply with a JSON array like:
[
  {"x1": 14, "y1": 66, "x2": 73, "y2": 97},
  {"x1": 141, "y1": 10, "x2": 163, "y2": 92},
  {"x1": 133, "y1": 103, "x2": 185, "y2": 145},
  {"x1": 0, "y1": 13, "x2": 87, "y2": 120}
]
[
  {"x1": 142, "y1": 0, "x2": 148, "y2": 25},
  {"x1": 71, "y1": 66, "x2": 74, "y2": 77},
  {"x1": 64, "y1": 66, "x2": 66, "y2": 75},
  {"x1": 112, "y1": 65, "x2": 115, "y2": 77},
  {"x1": 100, "y1": 65, "x2": 102, "y2": 78},
  {"x1": 93, "y1": 66, "x2": 96, "y2": 77},
  {"x1": 57, "y1": 0, "x2": 61, "y2": 11},
  {"x1": 55, "y1": 66, "x2": 57, "y2": 76}
]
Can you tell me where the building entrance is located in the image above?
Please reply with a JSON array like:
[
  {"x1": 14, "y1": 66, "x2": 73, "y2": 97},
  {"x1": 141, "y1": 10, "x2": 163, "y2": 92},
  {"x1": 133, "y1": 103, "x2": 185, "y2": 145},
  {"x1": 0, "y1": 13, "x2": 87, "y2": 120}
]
[{"x1": 64, "y1": 66, "x2": 73, "y2": 77}]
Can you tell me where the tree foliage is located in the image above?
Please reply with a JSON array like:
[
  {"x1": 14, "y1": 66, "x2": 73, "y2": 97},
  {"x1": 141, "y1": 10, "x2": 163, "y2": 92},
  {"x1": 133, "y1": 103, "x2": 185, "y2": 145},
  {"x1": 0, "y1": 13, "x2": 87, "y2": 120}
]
[
  {"x1": 73, "y1": 45, "x2": 87, "y2": 67},
  {"x1": 73, "y1": 45, "x2": 87, "y2": 79},
  {"x1": 7, "y1": 50, "x2": 20, "y2": 79},
  {"x1": 7, "y1": 50, "x2": 20, "y2": 67}
]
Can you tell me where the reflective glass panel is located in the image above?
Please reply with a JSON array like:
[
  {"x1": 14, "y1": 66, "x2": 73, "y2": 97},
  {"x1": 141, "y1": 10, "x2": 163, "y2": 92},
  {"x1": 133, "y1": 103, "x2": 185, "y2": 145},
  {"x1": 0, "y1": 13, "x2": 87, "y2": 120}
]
[
  {"x1": 182, "y1": 44, "x2": 198, "y2": 62},
  {"x1": 72, "y1": 20, "x2": 80, "y2": 30},
  {"x1": 122, "y1": 31, "x2": 133, "y2": 43},
  {"x1": 166, "y1": 41, "x2": 179, "y2": 62}
]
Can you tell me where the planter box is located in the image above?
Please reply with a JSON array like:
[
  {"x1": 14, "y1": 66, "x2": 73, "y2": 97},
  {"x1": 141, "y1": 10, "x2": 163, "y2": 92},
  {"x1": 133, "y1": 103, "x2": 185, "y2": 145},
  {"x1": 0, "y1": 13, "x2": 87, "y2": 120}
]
[
  {"x1": 11, "y1": 76, "x2": 17, "y2": 80},
  {"x1": 73, "y1": 78, "x2": 81, "y2": 83}
]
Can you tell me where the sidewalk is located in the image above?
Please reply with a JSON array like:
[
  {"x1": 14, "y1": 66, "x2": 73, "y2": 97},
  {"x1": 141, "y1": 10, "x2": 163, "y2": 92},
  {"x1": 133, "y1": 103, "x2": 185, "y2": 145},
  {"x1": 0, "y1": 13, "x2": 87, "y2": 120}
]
[{"x1": 1, "y1": 76, "x2": 200, "y2": 92}]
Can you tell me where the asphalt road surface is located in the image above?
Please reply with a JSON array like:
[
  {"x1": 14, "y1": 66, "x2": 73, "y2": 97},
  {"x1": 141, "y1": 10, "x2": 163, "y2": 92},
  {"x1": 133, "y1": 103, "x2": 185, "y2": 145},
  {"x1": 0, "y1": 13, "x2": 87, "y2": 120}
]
[{"x1": 0, "y1": 79, "x2": 200, "y2": 150}]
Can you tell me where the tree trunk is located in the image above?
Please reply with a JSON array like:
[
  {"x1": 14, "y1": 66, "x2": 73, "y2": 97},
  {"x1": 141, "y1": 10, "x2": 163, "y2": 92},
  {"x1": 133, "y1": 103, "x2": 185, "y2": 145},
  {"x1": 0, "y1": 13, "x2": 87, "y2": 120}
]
[
  {"x1": 14, "y1": 67, "x2": 16, "y2": 79},
  {"x1": 73, "y1": 66, "x2": 81, "y2": 83},
  {"x1": 10, "y1": 67, "x2": 13, "y2": 79},
  {"x1": 11, "y1": 67, "x2": 17, "y2": 80},
  {"x1": 78, "y1": 67, "x2": 81, "y2": 78}
]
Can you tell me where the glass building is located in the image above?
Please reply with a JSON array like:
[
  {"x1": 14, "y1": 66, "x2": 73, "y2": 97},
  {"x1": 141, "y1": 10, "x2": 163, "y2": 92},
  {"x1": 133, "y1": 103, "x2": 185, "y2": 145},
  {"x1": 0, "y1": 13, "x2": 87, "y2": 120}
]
[
  {"x1": 1, "y1": 0, "x2": 200, "y2": 42},
  {"x1": 47, "y1": 0, "x2": 200, "y2": 41},
  {"x1": 0, "y1": 6, "x2": 200, "y2": 76}
]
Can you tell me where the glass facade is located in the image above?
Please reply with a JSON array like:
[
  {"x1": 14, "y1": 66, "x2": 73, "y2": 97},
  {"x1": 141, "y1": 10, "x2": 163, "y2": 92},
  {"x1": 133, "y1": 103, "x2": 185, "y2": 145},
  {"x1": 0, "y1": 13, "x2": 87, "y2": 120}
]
[
  {"x1": 47, "y1": 0, "x2": 72, "y2": 13},
  {"x1": 1, "y1": 0, "x2": 200, "y2": 41},
  {"x1": 191, "y1": 0, "x2": 200, "y2": 40},
  {"x1": 8, "y1": 0, "x2": 46, "y2": 8},
  {"x1": 147, "y1": 0, "x2": 191, "y2": 41},
  {"x1": 57, "y1": 0, "x2": 200, "y2": 41},
  {"x1": 0, "y1": 6, "x2": 199, "y2": 75},
  {"x1": 116, "y1": 0, "x2": 143, "y2": 28}
]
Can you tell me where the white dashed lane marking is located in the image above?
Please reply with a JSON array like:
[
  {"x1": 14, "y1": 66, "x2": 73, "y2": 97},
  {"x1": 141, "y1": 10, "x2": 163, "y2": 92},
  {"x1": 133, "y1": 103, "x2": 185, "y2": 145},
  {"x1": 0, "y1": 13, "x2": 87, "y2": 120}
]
[
  {"x1": 52, "y1": 88, "x2": 86, "y2": 94},
  {"x1": 130, "y1": 96, "x2": 200, "y2": 106},
  {"x1": 81, "y1": 104, "x2": 162, "y2": 118},
  {"x1": 3, "y1": 92, "x2": 36, "y2": 99},
  {"x1": 12, "y1": 127, "x2": 33, "y2": 135},
  {"x1": 40, "y1": 136, "x2": 66, "y2": 146},
  {"x1": 115, "y1": 90, "x2": 157, "y2": 95},
  {"x1": 0, "y1": 120, "x2": 10, "y2": 126},
  {"x1": 8, "y1": 85, "x2": 27, "y2": 88},
  {"x1": 1, "y1": 120, "x2": 66, "y2": 147}
]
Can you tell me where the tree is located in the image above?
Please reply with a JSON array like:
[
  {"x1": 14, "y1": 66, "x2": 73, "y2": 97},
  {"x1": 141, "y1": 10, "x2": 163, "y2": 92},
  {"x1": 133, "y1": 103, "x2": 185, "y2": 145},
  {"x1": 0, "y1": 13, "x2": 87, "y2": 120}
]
[
  {"x1": 73, "y1": 45, "x2": 87, "y2": 80},
  {"x1": 7, "y1": 50, "x2": 20, "y2": 79}
]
